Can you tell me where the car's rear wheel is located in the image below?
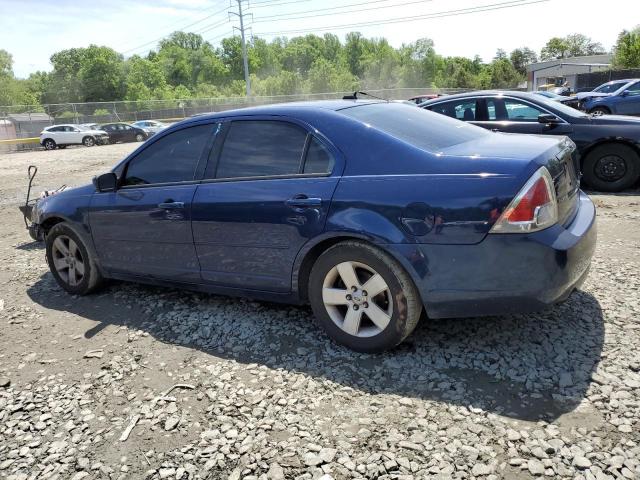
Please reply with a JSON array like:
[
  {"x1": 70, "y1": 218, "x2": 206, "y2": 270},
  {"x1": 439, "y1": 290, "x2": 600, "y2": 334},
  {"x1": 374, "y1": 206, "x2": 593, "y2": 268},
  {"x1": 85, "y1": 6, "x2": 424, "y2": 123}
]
[
  {"x1": 45, "y1": 222, "x2": 103, "y2": 295},
  {"x1": 82, "y1": 136, "x2": 95, "y2": 147},
  {"x1": 43, "y1": 139, "x2": 56, "y2": 150},
  {"x1": 135, "y1": 133, "x2": 145, "y2": 142},
  {"x1": 582, "y1": 143, "x2": 640, "y2": 192},
  {"x1": 309, "y1": 241, "x2": 422, "y2": 352},
  {"x1": 589, "y1": 106, "x2": 610, "y2": 116}
]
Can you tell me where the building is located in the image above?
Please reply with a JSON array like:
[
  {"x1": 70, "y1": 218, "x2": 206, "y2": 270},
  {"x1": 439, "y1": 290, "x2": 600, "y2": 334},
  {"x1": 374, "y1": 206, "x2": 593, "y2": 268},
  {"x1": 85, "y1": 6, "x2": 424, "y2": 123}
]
[
  {"x1": 526, "y1": 54, "x2": 612, "y2": 92},
  {"x1": 7, "y1": 112, "x2": 53, "y2": 138}
]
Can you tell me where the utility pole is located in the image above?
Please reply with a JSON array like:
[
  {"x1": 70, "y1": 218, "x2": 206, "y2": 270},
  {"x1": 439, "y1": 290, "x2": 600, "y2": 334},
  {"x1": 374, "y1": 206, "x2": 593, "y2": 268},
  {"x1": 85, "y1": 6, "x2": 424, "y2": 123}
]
[{"x1": 230, "y1": 0, "x2": 251, "y2": 96}]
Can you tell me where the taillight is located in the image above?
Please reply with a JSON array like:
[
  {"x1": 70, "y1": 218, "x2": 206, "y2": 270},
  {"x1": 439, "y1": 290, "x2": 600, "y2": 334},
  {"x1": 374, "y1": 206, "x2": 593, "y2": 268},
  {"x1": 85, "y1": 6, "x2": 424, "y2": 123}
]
[{"x1": 490, "y1": 167, "x2": 558, "y2": 233}]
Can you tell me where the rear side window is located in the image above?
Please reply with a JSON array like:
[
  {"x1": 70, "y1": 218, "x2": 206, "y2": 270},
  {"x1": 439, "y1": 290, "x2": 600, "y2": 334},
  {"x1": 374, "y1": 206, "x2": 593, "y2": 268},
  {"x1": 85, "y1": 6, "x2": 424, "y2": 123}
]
[
  {"x1": 504, "y1": 98, "x2": 545, "y2": 121},
  {"x1": 303, "y1": 137, "x2": 334, "y2": 174},
  {"x1": 341, "y1": 103, "x2": 487, "y2": 152},
  {"x1": 214, "y1": 121, "x2": 307, "y2": 179},
  {"x1": 124, "y1": 124, "x2": 212, "y2": 186},
  {"x1": 429, "y1": 99, "x2": 477, "y2": 121}
]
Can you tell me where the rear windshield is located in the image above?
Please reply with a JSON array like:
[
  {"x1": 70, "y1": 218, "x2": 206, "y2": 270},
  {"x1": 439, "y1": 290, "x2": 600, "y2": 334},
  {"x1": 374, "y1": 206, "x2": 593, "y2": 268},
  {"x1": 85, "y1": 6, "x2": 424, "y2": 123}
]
[{"x1": 339, "y1": 102, "x2": 487, "y2": 152}]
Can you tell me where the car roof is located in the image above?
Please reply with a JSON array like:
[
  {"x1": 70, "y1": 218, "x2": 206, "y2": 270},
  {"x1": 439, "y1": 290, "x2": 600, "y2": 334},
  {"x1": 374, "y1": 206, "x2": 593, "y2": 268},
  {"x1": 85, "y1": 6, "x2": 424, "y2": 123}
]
[
  {"x1": 187, "y1": 99, "x2": 384, "y2": 121},
  {"x1": 419, "y1": 90, "x2": 537, "y2": 104}
]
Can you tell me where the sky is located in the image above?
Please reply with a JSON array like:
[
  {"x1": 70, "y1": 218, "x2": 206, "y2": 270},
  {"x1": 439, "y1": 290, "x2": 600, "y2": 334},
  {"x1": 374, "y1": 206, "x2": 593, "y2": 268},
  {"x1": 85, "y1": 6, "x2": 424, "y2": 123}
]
[{"x1": 0, "y1": 0, "x2": 636, "y2": 78}]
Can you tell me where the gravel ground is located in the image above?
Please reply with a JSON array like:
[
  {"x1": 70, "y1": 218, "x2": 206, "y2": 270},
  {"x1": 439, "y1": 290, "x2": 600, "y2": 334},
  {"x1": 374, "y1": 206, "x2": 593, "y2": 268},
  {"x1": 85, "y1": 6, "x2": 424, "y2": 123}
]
[{"x1": 0, "y1": 143, "x2": 639, "y2": 480}]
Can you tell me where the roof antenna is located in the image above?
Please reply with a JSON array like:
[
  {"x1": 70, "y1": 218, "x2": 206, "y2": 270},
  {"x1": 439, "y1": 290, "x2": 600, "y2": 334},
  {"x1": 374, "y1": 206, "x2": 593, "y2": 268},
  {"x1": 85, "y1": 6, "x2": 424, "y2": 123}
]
[{"x1": 342, "y1": 91, "x2": 388, "y2": 101}]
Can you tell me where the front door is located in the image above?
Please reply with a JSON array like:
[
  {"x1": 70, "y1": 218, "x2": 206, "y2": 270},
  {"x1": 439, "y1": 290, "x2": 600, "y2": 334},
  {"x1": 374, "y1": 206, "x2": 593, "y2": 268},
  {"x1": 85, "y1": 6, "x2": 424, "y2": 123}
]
[
  {"x1": 476, "y1": 97, "x2": 573, "y2": 136},
  {"x1": 90, "y1": 123, "x2": 216, "y2": 281},
  {"x1": 191, "y1": 119, "x2": 340, "y2": 292},
  {"x1": 616, "y1": 81, "x2": 640, "y2": 115}
]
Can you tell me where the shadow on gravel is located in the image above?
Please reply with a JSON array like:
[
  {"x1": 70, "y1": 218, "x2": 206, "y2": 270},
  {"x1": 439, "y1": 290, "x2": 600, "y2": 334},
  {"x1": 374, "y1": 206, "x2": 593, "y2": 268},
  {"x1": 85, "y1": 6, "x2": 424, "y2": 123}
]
[{"x1": 27, "y1": 273, "x2": 604, "y2": 423}]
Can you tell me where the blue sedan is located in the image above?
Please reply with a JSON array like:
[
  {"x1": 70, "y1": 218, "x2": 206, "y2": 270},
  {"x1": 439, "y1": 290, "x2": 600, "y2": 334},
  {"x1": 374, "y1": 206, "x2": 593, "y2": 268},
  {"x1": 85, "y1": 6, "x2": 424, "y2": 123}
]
[
  {"x1": 29, "y1": 101, "x2": 596, "y2": 352},
  {"x1": 581, "y1": 78, "x2": 640, "y2": 116}
]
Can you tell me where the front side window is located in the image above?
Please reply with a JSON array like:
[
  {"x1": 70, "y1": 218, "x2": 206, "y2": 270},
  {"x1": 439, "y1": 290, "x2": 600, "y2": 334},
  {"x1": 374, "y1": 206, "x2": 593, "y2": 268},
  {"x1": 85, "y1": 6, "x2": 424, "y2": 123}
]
[
  {"x1": 124, "y1": 124, "x2": 213, "y2": 186},
  {"x1": 625, "y1": 81, "x2": 640, "y2": 96},
  {"x1": 214, "y1": 121, "x2": 307, "y2": 179},
  {"x1": 503, "y1": 98, "x2": 545, "y2": 121}
]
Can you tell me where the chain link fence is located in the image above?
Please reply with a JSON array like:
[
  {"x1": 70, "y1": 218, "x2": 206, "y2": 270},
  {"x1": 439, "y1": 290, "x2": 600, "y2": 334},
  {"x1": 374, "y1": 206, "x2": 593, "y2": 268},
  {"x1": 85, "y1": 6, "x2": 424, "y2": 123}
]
[{"x1": 1, "y1": 87, "x2": 471, "y2": 153}]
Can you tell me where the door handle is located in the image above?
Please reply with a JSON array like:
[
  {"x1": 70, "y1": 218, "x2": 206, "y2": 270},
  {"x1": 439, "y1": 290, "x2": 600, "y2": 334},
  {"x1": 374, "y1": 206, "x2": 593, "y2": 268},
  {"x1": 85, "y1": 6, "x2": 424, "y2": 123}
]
[
  {"x1": 158, "y1": 201, "x2": 185, "y2": 209},
  {"x1": 285, "y1": 196, "x2": 322, "y2": 208}
]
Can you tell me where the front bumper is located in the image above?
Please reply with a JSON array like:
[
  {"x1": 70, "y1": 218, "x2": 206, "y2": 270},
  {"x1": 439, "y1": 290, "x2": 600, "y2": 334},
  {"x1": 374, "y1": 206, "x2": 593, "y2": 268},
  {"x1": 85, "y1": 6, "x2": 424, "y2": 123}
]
[{"x1": 387, "y1": 191, "x2": 597, "y2": 319}]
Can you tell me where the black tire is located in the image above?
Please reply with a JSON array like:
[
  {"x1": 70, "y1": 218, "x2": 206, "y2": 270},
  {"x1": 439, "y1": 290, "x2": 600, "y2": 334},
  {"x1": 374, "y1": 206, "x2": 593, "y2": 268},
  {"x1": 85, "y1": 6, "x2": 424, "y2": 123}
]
[
  {"x1": 308, "y1": 241, "x2": 422, "y2": 353},
  {"x1": 43, "y1": 139, "x2": 56, "y2": 150},
  {"x1": 582, "y1": 143, "x2": 640, "y2": 192},
  {"x1": 135, "y1": 133, "x2": 145, "y2": 142},
  {"x1": 82, "y1": 136, "x2": 95, "y2": 147},
  {"x1": 45, "y1": 222, "x2": 103, "y2": 295},
  {"x1": 589, "y1": 106, "x2": 611, "y2": 116}
]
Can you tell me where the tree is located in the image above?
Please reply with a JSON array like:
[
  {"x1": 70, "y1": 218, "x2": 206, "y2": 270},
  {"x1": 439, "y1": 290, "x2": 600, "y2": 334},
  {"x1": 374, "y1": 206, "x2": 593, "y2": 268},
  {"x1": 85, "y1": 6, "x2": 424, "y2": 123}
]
[
  {"x1": 510, "y1": 47, "x2": 538, "y2": 75},
  {"x1": 612, "y1": 26, "x2": 640, "y2": 68},
  {"x1": 0, "y1": 49, "x2": 12, "y2": 76},
  {"x1": 541, "y1": 34, "x2": 605, "y2": 60}
]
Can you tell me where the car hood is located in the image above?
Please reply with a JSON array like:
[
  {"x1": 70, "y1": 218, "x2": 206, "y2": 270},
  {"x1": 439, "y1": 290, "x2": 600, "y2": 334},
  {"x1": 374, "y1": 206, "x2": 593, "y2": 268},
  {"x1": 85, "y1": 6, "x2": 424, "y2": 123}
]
[
  {"x1": 85, "y1": 129, "x2": 108, "y2": 135},
  {"x1": 588, "y1": 114, "x2": 640, "y2": 126},
  {"x1": 576, "y1": 92, "x2": 610, "y2": 100}
]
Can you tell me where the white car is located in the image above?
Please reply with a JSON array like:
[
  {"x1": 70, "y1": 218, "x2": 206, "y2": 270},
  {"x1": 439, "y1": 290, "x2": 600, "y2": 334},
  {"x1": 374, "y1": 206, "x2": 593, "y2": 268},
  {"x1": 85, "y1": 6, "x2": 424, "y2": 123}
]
[
  {"x1": 131, "y1": 120, "x2": 167, "y2": 136},
  {"x1": 39, "y1": 124, "x2": 109, "y2": 150}
]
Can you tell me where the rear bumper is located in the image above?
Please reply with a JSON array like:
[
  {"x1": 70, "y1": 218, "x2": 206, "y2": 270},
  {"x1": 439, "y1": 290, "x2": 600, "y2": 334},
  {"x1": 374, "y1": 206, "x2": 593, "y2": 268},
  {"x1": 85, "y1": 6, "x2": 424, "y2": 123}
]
[{"x1": 387, "y1": 191, "x2": 597, "y2": 319}]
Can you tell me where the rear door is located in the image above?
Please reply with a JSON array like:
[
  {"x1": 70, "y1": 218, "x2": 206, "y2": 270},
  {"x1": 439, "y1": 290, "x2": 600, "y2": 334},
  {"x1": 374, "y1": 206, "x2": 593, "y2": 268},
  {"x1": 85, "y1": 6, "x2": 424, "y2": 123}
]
[
  {"x1": 191, "y1": 118, "x2": 341, "y2": 292},
  {"x1": 90, "y1": 123, "x2": 217, "y2": 281}
]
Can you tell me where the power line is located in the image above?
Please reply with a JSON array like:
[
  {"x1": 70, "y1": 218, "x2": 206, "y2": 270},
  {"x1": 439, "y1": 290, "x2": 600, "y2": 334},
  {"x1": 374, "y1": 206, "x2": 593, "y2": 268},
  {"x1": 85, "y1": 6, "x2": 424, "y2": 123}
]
[
  {"x1": 253, "y1": 0, "x2": 550, "y2": 36},
  {"x1": 254, "y1": 0, "x2": 432, "y2": 21},
  {"x1": 121, "y1": 1, "x2": 229, "y2": 55}
]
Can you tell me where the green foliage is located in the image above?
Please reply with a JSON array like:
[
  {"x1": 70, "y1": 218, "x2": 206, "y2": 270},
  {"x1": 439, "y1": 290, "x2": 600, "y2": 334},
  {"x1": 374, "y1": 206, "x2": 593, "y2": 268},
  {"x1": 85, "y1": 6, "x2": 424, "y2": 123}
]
[
  {"x1": 541, "y1": 34, "x2": 605, "y2": 60},
  {"x1": 3, "y1": 27, "x2": 634, "y2": 110},
  {"x1": 93, "y1": 108, "x2": 111, "y2": 115},
  {"x1": 613, "y1": 27, "x2": 640, "y2": 68}
]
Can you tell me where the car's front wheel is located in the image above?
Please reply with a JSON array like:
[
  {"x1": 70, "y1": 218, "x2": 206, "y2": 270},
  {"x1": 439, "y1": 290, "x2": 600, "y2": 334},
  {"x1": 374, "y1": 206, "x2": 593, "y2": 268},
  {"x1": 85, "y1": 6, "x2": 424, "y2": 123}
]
[
  {"x1": 43, "y1": 139, "x2": 56, "y2": 150},
  {"x1": 135, "y1": 133, "x2": 145, "y2": 142},
  {"x1": 45, "y1": 222, "x2": 103, "y2": 295},
  {"x1": 589, "y1": 106, "x2": 610, "y2": 116},
  {"x1": 309, "y1": 241, "x2": 422, "y2": 352},
  {"x1": 82, "y1": 136, "x2": 95, "y2": 147},
  {"x1": 582, "y1": 143, "x2": 640, "y2": 192}
]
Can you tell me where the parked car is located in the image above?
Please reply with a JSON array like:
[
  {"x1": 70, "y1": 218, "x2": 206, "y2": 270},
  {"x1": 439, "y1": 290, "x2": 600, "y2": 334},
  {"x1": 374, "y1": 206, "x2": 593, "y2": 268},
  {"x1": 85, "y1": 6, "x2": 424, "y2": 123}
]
[
  {"x1": 421, "y1": 91, "x2": 640, "y2": 191},
  {"x1": 39, "y1": 124, "x2": 109, "y2": 150},
  {"x1": 100, "y1": 123, "x2": 148, "y2": 143},
  {"x1": 533, "y1": 91, "x2": 581, "y2": 109},
  {"x1": 132, "y1": 120, "x2": 168, "y2": 136},
  {"x1": 28, "y1": 101, "x2": 595, "y2": 352},
  {"x1": 577, "y1": 79, "x2": 640, "y2": 116},
  {"x1": 80, "y1": 123, "x2": 100, "y2": 131}
]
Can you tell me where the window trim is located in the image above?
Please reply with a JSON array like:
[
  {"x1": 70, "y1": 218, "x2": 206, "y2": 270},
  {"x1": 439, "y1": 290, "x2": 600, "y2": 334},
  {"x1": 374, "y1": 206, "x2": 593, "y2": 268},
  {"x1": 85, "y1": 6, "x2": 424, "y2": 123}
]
[
  {"x1": 426, "y1": 95, "x2": 570, "y2": 125},
  {"x1": 119, "y1": 122, "x2": 219, "y2": 189}
]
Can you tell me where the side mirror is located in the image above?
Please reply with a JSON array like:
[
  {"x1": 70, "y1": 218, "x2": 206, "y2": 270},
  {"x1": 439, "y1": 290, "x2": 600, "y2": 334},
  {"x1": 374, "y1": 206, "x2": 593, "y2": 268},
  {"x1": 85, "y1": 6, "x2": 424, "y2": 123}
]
[
  {"x1": 620, "y1": 90, "x2": 630, "y2": 97},
  {"x1": 93, "y1": 172, "x2": 118, "y2": 193},
  {"x1": 538, "y1": 113, "x2": 561, "y2": 124}
]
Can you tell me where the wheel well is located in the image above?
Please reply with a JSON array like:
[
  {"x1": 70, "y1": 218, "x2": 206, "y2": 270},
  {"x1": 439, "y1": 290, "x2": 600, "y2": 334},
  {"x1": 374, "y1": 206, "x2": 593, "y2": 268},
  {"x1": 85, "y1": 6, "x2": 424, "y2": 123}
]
[
  {"x1": 40, "y1": 217, "x2": 65, "y2": 236},
  {"x1": 588, "y1": 105, "x2": 611, "y2": 113},
  {"x1": 296, "y1": 236, "x2": 372, "y2": 302}
]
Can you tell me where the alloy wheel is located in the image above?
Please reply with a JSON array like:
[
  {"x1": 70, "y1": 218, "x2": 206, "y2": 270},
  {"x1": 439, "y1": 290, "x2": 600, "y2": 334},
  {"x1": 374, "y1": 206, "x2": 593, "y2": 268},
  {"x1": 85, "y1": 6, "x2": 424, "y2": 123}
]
[
  {"x1": 322, "y1": 261, "x2": 393, "y2": 338},
  {"x1": 83, "y1": 137, "x2": 95, "y2": 147},
  {"x1": 51, "y1": 235, "x2": 85, "y2": 287}
]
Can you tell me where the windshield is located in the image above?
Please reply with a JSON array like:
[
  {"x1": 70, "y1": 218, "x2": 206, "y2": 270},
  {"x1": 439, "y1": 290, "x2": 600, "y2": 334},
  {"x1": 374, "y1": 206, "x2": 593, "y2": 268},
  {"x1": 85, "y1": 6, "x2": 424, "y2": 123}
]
[
  {"x1": 530, "y1": 95, "x2": 589, "y2": 118},
  {"x1": 535, "y1": 91, "x2": 561, "y2": 99},
  {"x1": 339, "y1": 102, "x2": 488, "y2": 152},
  {"x1": 594, "y1": 81, "x2": 629, "y2": 94}
]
